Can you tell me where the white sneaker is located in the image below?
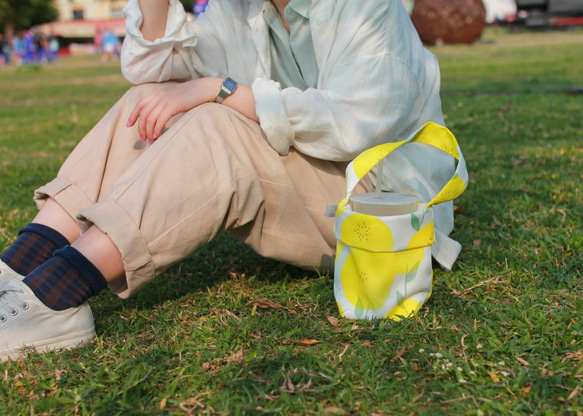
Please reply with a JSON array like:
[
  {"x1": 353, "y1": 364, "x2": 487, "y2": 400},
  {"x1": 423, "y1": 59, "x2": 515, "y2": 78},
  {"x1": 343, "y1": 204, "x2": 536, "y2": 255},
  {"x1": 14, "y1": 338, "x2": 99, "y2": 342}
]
[
  {"x1": 0, "y1": 275, "x2": 96, "y2": 361},
  {"x1": 0, "y1": 260, "x2": 25, "y2": 284}
]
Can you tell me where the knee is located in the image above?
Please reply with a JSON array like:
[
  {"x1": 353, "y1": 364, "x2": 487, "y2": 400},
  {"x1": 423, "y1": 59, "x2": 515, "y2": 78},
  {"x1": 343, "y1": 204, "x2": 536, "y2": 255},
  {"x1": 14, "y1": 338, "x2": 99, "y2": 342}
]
[
  {"x1": 190, "y1": 102, "x2": 234, "y2": 120},
  {"x1": 186, "y1": 103, "x2": 255, "y2": 131},
  {"x1": 124, "y1": 82, "x2": 180, "y2": 105}
]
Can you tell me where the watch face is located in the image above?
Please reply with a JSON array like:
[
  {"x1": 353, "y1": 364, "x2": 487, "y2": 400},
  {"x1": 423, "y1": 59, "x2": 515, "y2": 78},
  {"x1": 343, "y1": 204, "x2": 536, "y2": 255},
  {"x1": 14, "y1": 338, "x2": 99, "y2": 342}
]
[{"x1": 223, "y1": 77, "x2": 237, "y2": 92}]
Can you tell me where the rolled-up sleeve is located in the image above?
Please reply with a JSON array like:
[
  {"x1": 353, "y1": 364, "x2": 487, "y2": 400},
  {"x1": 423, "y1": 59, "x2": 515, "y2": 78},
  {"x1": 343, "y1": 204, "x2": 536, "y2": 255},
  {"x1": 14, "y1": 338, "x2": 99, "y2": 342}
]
[
  {"x1": 121, "y1": 0, "x2": 203, "y2": 84},
  {"x1": 252, "y1": 53, "x2": 440, "y2": 162},
  {"x1": 252, "y1": 78, "x2": 295, "y2": 155},
  {"x1": 284, "y1": 56, "x2": 429, "y2": 161}
]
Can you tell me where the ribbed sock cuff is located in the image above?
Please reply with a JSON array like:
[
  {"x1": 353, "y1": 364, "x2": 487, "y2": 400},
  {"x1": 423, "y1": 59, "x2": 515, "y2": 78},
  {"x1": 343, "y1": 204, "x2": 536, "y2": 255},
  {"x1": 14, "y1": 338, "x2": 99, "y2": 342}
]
[
  {"x1": 20, "y1": 223, "x2": 70, "y2": 248},
  {"x1": 54, "y1": 246, "x2": 108, "y2": 297}
]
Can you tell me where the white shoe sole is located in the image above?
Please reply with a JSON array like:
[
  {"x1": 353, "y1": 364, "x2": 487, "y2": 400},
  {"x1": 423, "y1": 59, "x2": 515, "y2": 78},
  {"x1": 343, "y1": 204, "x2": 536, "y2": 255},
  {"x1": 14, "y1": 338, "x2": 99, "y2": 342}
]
[{"x1": 1, "y1": 326, "x2": 95, "y2": 361}]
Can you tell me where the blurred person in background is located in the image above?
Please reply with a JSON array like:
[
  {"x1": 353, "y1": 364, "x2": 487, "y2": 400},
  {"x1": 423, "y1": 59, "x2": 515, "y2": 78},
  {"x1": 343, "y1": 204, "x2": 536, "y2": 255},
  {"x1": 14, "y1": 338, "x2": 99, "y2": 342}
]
[
  {"x1": 0, "y1": 34, "x2": 10, "y2": 65},
  {"x1": 101, "y1": 28, "x2": 121, "y2": 62},
  {"x1": 22, "y1": 30, "x2": 36, "y2": 64},
  {"x1": 47, "y1": 31, "x2": 60, "y2": 63},
  {"x1": 11, "y1": 31, "x2": 25, "y2": 65},
  {"x1": 193, "y1": 0, "x2": 209, "y2": 15}
]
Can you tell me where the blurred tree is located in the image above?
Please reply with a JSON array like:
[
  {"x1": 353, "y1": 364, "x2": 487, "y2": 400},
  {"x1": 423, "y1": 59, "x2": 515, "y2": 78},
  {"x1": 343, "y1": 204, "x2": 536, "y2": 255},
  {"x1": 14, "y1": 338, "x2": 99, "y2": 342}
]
[
  {"x1": 0, "y1": 0, "x2": 58, "y2": 38},
  {"x1": 179, "y1": 0, "x2": 196, "y2": 13}
]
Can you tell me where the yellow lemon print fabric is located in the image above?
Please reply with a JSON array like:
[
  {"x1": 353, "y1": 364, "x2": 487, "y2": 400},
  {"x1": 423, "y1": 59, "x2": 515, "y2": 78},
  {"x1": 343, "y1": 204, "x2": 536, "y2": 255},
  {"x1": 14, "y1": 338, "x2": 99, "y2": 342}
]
[{"x1": 333, "y1": 122, "x2": 468, "y2": 321}]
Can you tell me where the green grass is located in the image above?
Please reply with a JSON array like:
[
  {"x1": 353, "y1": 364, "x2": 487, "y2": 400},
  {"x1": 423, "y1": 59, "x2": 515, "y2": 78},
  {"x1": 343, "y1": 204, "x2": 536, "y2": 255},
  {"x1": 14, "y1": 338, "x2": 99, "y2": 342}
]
[{"x1": 0, "y1": 28, "x2": 582, "y2": 415}]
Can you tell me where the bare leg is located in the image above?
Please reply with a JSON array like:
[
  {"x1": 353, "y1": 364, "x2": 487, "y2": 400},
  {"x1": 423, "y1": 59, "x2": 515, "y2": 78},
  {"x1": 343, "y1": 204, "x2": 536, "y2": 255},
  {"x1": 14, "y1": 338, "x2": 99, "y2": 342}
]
[
  {"x1": 32, "y1": 198, "x2": 80, "y2": 244},
  {"x1": 72, "y1": 226, "x2": 124, "y2": 284}
]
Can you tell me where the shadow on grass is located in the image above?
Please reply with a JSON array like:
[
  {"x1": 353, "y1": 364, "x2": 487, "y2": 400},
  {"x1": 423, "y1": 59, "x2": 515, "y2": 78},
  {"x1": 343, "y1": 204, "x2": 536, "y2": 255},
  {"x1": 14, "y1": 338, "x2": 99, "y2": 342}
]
[{"x1": 92, "y1": 233, "x2": 322, "y2": 317}]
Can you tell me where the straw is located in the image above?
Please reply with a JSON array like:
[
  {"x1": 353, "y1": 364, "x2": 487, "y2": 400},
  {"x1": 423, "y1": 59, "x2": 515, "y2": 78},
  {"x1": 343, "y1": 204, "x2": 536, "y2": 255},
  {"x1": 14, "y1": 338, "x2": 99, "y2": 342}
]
[{"x1": 375, "y1": 157, "x2": 384, "y2": 198}]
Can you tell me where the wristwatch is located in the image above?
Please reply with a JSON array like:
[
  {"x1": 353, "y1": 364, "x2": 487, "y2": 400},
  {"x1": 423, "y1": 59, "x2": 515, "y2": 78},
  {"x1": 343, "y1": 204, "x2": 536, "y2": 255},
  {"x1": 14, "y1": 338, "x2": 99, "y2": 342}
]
[{"x1": 215, "y1": 77, "x2": 238, "y2": 103}]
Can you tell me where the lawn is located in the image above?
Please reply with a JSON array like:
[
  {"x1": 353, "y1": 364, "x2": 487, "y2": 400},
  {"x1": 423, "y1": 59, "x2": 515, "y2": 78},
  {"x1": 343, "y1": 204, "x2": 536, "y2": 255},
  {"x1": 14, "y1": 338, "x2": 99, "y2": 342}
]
[{"x1": 0, "y1": 27, "x2": 581, "y2": 415}]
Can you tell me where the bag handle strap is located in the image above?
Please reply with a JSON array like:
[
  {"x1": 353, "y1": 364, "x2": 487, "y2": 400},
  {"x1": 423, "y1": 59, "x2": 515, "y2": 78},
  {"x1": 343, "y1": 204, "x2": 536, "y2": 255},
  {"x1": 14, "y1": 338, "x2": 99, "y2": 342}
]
[{"x1": 343, "y1": 122, "x2": 468, "y2": 209}]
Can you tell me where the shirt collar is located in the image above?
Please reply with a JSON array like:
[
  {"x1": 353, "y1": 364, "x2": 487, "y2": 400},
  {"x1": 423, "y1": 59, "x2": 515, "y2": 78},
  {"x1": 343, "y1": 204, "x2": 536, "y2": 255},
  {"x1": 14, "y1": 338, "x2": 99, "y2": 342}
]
[
  {"x1": 286, "y1": 0, "x2": 310, "y2": 19},
  {"x1": 263, "y1": 0, "x2": 310, "y2": 25}
]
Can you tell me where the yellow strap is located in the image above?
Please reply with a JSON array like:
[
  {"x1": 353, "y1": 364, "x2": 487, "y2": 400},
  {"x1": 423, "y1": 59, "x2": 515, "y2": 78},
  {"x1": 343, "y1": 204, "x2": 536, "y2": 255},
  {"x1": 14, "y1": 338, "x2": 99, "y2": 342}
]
[{"x1": 344, "y1": 122, "x2": 468, "y2": 208}]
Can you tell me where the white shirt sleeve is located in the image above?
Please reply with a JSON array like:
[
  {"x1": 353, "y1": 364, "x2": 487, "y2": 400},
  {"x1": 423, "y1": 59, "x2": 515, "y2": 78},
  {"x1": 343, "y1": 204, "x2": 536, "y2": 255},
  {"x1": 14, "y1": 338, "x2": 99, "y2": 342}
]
[
  {"x1": 121, "y1": 0, "x2": 201, "y2": 83},
  {"x1": 121, "y1": 0, "x2": 265, "y2": 86}
]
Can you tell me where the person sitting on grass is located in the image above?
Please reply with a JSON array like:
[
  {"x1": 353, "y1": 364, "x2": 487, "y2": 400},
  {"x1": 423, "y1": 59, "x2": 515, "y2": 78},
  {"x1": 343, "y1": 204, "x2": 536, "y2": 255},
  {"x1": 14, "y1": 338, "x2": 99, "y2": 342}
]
[{"x1": 0, "y1": 0, "x2": 460, "y2": 360}]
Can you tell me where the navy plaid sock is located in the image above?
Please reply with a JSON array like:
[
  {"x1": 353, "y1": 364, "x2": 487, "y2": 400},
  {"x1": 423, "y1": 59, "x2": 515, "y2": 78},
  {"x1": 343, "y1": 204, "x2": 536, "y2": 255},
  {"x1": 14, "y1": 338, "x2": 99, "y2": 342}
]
[
  {"x1": 23, "y1": 246, "x2": 108, "y2": 311},
  {"x1": 0, "y1": 223, "x2": 69, "y2": 276}
]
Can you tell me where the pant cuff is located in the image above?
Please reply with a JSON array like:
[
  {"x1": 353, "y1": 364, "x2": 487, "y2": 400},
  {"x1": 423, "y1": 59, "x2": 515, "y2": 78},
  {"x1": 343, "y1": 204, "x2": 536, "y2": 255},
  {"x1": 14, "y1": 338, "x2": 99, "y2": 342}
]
[
  {"x1": 34, "y1": 177, "x2": 95, "y2": 232},
  {"x1": 78, "y1": 199, "x2": 155, "y2": 299}
]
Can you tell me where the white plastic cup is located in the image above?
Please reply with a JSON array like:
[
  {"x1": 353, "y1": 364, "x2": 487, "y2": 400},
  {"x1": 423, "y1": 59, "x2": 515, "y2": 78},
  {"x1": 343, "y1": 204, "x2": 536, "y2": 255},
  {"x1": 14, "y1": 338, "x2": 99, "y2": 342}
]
[{"x1": 350, "y1": 192, "x2": 420, "y2": 216}]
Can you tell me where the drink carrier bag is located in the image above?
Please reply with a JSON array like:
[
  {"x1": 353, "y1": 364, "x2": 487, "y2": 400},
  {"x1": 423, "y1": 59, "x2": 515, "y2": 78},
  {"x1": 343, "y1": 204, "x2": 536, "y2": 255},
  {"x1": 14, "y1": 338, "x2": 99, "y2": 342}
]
[{"x1": 333, "y1": 122, "x2": 468, "y2": 320}]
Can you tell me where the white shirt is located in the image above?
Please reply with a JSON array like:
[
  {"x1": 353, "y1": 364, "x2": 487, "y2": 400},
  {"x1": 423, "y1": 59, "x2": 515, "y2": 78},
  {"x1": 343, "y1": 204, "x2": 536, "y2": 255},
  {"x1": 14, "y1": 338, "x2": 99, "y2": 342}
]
[{"x1": 122, "y1": 0, "x2": 463, "y2": 268}]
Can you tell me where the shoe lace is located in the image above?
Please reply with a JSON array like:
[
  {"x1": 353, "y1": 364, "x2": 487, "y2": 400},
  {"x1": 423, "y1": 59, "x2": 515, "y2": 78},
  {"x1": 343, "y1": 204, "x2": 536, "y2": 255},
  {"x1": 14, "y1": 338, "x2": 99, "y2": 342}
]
[{"x1": 0, "y1": 286, "x2": 30, "y2": 323}]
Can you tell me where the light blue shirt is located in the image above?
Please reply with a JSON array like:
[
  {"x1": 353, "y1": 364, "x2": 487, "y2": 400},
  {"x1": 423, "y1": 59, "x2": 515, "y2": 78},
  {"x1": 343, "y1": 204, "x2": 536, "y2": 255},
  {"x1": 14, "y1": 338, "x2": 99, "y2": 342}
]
[{"x1": 263, "y1": 0, "x2": 318, "y2": 90}]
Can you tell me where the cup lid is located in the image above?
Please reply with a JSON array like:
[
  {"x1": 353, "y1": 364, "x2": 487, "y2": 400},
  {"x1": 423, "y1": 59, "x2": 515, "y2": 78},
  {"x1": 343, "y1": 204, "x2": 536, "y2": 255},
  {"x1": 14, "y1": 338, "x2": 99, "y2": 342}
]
[{"x1": 350, "y1": 192, "x2": 420, "y2": 207}]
